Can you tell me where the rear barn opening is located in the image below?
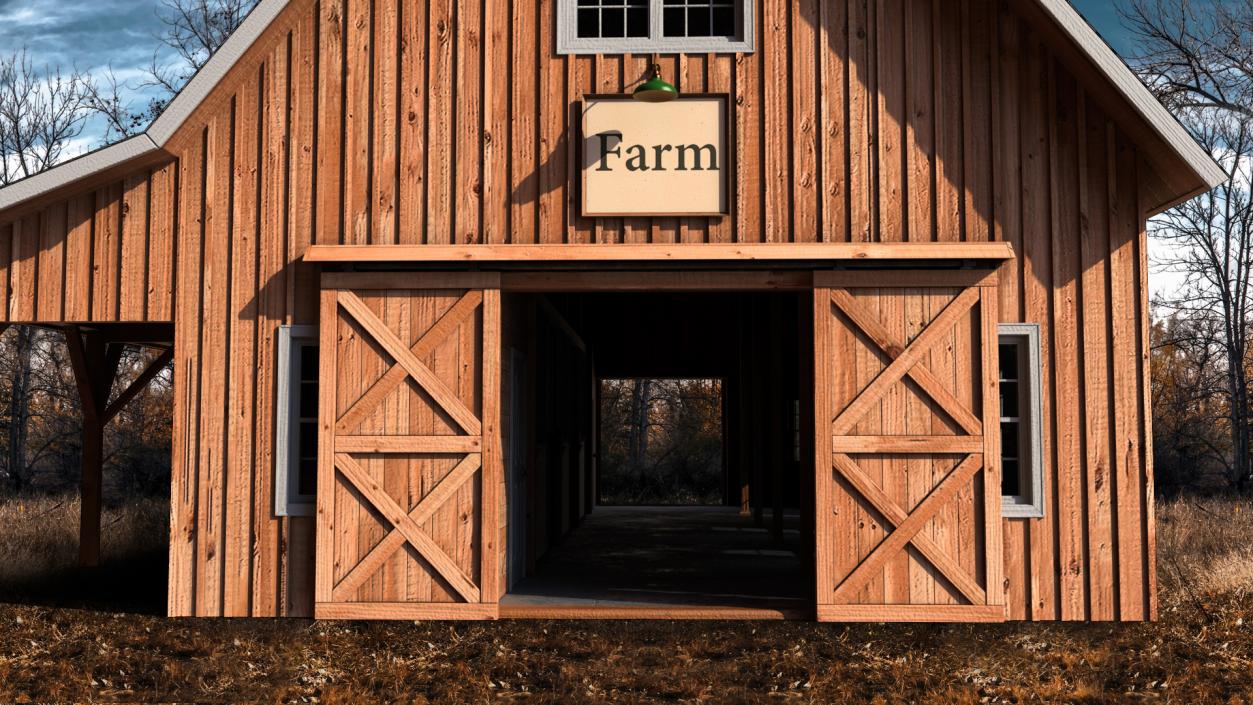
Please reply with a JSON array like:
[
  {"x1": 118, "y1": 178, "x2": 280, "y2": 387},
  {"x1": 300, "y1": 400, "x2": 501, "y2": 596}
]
[
  {"x1": 498, "y1": 291, "x2": 813, "y2": 619},
  {"x1": 597, "y1": 378, "x2": 725, "y2": 507}
]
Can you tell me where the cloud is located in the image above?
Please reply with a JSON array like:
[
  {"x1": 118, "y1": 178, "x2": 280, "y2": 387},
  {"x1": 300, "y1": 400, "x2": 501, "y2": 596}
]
[
  {"x1": 0, "y1": 1, "x2": 181, "y2": 147},
  {"x1": 0, "y1": 0, "x2": 169, "y2": 73}
]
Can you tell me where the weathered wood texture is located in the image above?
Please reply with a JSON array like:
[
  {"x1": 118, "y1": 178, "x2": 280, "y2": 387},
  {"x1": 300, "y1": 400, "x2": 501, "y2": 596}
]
[
  {"x1": 0, "y1": 0, "x2": 1160, "y2": 620},
  {"x1": 0, "y1": 162, "x2": 177, "y2": 323},
  {"x1": 315, "y1": 276, "x2": 502, "y2": 619},
  {"x1": 814, "y1": 274, "x2": 1003, "y2": 620}
]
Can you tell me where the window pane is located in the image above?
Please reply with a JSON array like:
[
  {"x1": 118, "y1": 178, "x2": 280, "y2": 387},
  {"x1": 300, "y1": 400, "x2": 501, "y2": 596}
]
[
  {"x1": 627, "y1": 6, "x2": 649, "y2": 36},
  {"x1": 663, "y1": 6, "x2": 685, "y2": 36},
  {"x1": 577, "y1": 8, "x2": 599, "y2": 38},
  {"x1": 999, "y1": 343, "x2": 1018, "y2": 381},
  {"x1": 1001, "y1": 421, "x2": 1020, "y2": 461},
  {"x1": 298, "y1": 458, "x2": 318, "y2": 497},
  {"x1": 711, "y1": 5, "x2": 736, "y2": 35},
  {"x1": 1001, "y1": 459, "x2": 1020, "y2": 497},
  {"x1": 300, "y1": 345, "x2": 319, "y2": 381},
  {"x1": 299, "y1": 421, "x2": 319, "y2": 459},
  {"x1": 299, "y1": 381, "x2": 318, "y2": 418},
  {"x1": 1000, "y1": 381, "x2": 1019, "y2": 419},
  {"x1": 688, "y1": 7, "x2": 711, "y2": 36},
  {"x1": 602, "y1": 7, "x2": 625, "y2": 37}
]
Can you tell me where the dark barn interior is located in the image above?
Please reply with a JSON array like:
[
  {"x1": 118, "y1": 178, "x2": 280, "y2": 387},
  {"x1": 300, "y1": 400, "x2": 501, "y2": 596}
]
[{"x1": 499, "y1": 291, "x2": 814, "y2": 616}]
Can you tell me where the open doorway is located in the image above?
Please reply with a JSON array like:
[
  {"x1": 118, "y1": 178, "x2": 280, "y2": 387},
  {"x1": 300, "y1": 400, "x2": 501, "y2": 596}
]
[{"x1": 500, "y1": 289, "x2": 812, "y2": 618}]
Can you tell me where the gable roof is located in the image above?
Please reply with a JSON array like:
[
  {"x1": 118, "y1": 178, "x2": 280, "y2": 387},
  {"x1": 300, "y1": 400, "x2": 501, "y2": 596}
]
[{"x1": 0, "y1": 0, "x2": 1228, "y2": 214}]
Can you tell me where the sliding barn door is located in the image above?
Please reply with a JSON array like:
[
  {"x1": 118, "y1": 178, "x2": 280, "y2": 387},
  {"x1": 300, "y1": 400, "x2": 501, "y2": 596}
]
[
  {"x1": 316, "y1": 274, "x2": 502, "y2": 620},
  {"x1": 813, "y1": 270, "x2": 1004, "y2": 622}
]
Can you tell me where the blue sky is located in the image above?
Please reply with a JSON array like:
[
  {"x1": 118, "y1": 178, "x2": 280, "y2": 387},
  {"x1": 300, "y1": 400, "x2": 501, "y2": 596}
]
[
  {"x1": 1072, "y1": 1, "x2": 1137, "y2": 55},
  {"x1": 0, "y1": 0, "x2": 174, "y2": 148}
]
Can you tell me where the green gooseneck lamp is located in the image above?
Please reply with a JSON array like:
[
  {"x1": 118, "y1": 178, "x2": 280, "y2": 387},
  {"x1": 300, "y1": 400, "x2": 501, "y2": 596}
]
[{"x1": 633, "y1": 63, "x2": 679, "y2": 103}]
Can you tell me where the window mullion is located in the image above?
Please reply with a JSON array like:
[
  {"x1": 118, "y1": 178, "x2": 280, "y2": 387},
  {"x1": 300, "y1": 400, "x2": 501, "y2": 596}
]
[{"x1": 650, "y1": 0, "x2": 664, "y2": 44}]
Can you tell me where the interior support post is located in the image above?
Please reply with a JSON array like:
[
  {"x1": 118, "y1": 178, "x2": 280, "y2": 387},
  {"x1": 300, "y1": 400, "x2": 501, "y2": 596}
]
[
  {"x1": 737, "y1": 309, "x2": 751, "y2": 517},
  {"x1": 750, "y1": 299, "x2": 765, "y2": 528},
  {"x1": 65, "y1": 328, "x2": 123, "y2": 568},
  {"x1": 770, "y1": 296, "x2": 785, "y2": 545}
]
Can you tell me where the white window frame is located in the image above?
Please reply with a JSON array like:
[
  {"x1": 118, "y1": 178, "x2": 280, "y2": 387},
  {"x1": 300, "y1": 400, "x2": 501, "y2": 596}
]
[
  {"x1": 274, "y1": 325, "x2": 319, "y2": 517},
  {"x1": 557, "y1": 0, "x2": 756, "y2": 55},
  {"x1": 999, "y1": 324, "x2": 1045, "y2": 519}
]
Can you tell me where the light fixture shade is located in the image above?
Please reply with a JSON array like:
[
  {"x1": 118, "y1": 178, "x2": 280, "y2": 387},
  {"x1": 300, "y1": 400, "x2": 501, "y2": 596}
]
[{"x1": 633, "y1": 64, "x2": 679, "y2": 102}]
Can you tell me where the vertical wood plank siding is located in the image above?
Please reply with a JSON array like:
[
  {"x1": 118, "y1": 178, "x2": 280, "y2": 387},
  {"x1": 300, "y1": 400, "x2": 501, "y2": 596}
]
[{"x1": 0, "y1": 0, "x2": 1161, "y2": 620}]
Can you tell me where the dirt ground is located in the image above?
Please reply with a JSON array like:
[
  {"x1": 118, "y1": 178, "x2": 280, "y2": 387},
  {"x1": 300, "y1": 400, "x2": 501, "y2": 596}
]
[{"x1": 0, "y1": 496, "x2": 1250, "y2": 704}]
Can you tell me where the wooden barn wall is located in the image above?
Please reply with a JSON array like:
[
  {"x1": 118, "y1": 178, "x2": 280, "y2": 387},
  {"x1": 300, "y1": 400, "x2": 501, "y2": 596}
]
[
  {"x1": 0, "y1": 164, "x2": 177, "y2": 323},
  {"x1": 0, "y1": 0, "x2": 1158, "y2": 620}
]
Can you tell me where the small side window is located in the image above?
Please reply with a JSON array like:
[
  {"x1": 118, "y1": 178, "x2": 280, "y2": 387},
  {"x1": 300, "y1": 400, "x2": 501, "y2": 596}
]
[
  {"x1": 275, "y1": 325, "x2": 319, "y2": 517},
  {"x1": 999, "y1": 324, "x2": 1044, "y2": 519}
]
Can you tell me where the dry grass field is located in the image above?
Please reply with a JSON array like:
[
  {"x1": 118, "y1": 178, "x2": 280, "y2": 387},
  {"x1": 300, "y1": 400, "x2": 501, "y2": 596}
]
[{"x1": 0, "y1": 495, "x2": 1250, "y2": 704}]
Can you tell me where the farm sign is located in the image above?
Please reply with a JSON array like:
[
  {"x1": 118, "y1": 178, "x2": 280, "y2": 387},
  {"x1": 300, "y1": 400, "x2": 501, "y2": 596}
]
[{"x1": 581, "y1": 95, "x2": 729, "y2": 218}]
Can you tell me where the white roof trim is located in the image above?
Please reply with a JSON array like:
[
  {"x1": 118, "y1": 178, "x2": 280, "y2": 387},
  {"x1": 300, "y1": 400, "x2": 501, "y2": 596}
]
[
  {"x1": 1036, "y1": 0, "x2": 1226, "y2": 189},
  {"x1": 0, "y1": 135, "x2": 158, "y2": 211},
  {"x1": 146, "y1": 0, "x2": 291, "y2": 146},
  {"x1": 0, "y1": 0, "x2": 292, "y2": 213},
  {"x1": 0, "y1": 0, "x2": 1227, "y2": 215}
]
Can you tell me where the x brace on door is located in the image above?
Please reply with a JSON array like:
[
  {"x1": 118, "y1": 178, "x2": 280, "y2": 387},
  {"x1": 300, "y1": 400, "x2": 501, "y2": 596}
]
[{"x1": 826, "y1": 284, "x2": 992, "y2": 608}]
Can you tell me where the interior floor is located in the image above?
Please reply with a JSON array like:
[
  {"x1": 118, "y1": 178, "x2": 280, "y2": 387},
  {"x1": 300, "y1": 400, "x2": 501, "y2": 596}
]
[{"x1": 502, "y1": 506, "x2": 806, "y2": 611}]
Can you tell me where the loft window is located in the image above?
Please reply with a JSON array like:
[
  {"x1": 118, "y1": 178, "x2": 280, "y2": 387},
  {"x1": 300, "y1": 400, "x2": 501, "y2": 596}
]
[
  {"x1": 999, "y1": 324, "x2": 1044, "y2": 519},
  {"x1": 275, "y1": 325, "x2": 319, "y2": 517},
  {"x1": 559, "y1": 0, "x2": 755, "y2": 54}
]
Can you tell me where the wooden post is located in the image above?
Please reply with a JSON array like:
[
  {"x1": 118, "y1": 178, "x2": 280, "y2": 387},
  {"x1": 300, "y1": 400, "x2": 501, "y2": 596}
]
[
  {"x1": 80, "y1": 408, "x2": 104, "y2": 567},
  {"x1": 750, "y1": 299, "x2": 765, "y2": 528},
  {"x1": 770, "y1": 296, "x2": 785, "y2": 545},
  {"x1": 65, "y1": 328, "x2": 124, "y2": 568},
  {"x1": 737, "y1": 305, "x2": 751, "y2": 517}
]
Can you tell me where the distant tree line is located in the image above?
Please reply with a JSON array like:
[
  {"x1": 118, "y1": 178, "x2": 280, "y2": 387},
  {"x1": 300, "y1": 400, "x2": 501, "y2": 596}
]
[
  {"x1": 1124, "y1": 0, "x2": 1253, "y2": 492},
  {"x1": 599, "y1": 379, "x2": 724, "y2": 506},
  {"x1": 0, "y1": 330, "x2": 172, "y2": 500}
]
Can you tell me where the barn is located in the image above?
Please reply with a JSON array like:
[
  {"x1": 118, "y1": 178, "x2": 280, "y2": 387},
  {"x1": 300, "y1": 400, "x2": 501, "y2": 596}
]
[{"x1": 0, "y1": 0, "x2": 1224, "y2": 622}]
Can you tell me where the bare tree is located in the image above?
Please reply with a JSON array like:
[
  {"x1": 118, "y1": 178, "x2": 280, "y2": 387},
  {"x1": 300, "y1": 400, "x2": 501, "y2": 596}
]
[
  {"x1": 1122, "y1": 0, "x2": 1253, "y2": 490},
  {"x1": 0, "y1": 50, "x2": 93, "y2": 185},
  {"x1": 1149, "y1": 113, "x2": 1253, "y2": 490},
  {"x1": 144, "y1": 0, "x2": 260, "y2": 115},
  {"x1": 83, "y1": 69, "x2": 154, "y2": 144},
  {"x1": 1152, "y1": 314, "x2": 1234, "y2": 489},
  {"x1": 85, "y1": 0, "x2": 260, "y2": 141},
  {"x1": 1122, "y1": 0, "x2": 1253, "y2": 118}
]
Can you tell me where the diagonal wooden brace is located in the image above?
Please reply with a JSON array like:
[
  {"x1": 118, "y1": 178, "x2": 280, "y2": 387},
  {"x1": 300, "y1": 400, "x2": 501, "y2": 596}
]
[
  {"x1": 334, "y1": 453, "x2": 481, "y2": 603},
  {"x1": 336, "y1": 290, "x2": 483, "y2": 434},
  {"x1": 830, "y1": 289, "x2": 981, "y2": 435},
  {"x1": 831, "y1": 453, "x2": 987, "y2": 604},
  {"x1": 332, "y1": 452, "x2": 483, "y2": 600},
  {"x1": 832, "y1": 288, "x2": 980, "y2": 435},
  {"x1": 338, "y1": 291, "x2": 482, "y2": 436}
]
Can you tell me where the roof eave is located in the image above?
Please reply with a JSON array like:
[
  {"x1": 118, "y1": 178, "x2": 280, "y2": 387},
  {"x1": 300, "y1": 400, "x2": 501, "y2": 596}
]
[{"x1": 1033, "y1": 0, "x2": 1226, "y2": 193}]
